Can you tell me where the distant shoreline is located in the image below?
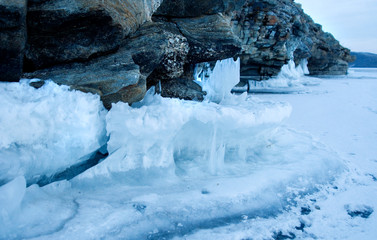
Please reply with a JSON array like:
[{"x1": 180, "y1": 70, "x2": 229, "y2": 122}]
[{"x1": 349, "y1": 52, "x2": 377, "y2": 68}]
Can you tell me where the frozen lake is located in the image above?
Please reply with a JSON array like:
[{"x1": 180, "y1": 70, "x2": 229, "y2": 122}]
[{"x1": 1, "y1": 66, "x2": 377, "y2": 239}]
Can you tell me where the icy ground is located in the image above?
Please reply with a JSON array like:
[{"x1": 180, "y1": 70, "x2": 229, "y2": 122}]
[{"x1": 1, "y1": 63, "x2": 377, "y2": 239}]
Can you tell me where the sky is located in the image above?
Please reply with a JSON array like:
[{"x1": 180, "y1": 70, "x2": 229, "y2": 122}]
[{"x1": 296, "y1": 0, "x2": 377, "y2": 54}]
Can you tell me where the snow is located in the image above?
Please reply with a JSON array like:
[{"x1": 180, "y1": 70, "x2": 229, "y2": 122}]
[
  {"x1": 0, "y1": 80, "x2": 107, "y2": 185},
  {"x1": 1, "y1": 63, "x2": 377, "y2": 239}
]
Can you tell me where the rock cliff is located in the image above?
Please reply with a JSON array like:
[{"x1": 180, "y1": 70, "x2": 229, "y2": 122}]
[
  {"x1": 0, "y1": 0, "x2": 354, "y2": 107},
  {"x1": 0, "y1": 0, "x2": 27, "y2": 82}
]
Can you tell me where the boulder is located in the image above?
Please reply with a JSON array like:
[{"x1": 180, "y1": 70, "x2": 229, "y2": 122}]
[
  {"x1": 126, "y1": 21, "x2": 189, "y2": 80},
  {"x1": 173, "y1": 14, "x2": 241, "y2": 64},
  {"x1": 0, "y1": 0, "x2": 27, "y2": 82},
  {"x1": 159, "y1": 78, "x2": 205, "y2": 101},
  {"x1": 25, "y1": 0, "x2": 163, "y2": 71},
  {"x1": 24, "y1": 47, "x2": 145, "y2": 109}
]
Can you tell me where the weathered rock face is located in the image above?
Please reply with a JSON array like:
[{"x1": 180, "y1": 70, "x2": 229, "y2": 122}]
[
  {"x1": 156, "y1": 0, "x2": 354, "y2": 80},
  {"x1": 231, "y1": 0, "x2": 353, "y2": 79},
  {"x1": 24, "y1": 21, "x2": 190, "y2": 109},
  {"x1": 25, "y1": 0, "x2": 163, "y2": 71},
  {"x1": 1, "y1": 0, "x2": 355, "y2": 107},
  {"x1": 0, "y1": 0, "x2": 27, "y2": 82},
  {"x1": 231, "y1": 0, "x2": 296, "y2": 79}
]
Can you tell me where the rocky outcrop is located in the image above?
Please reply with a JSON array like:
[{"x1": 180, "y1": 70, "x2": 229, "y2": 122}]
[
  {"x1": 0, "y1": 0, "x2": 27, "y2": 82},
  {"x1": 230, "y1": 0, "x2": 353, "y2": 79},
  {"x1": 0, "y1": 0, "x2": 355, "y2": 107},
  {"x1": 156, "y1": 0, "x2": 353, "y2": 80},
  {"x1": 232, "y1": 0, "x2": 298, "y2": 79}
]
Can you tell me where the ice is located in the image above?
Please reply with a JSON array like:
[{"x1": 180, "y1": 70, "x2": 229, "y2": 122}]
[
  {"x1": 278, "y1": 59, "x2": 310, "y2": 80},
  {"x1": 195, "y1": 58, "x2": 240, "y2": 103},
  {"x1": 248, "y1": 59, "x2": 320, "y2": 93},
  {"x1": 0, "y1": 176, "x2": 26, "y2": 222},
  {"x1": 0, "y1": 181, "x2": 77, "y2": 239},
  {"x1": 76, "y1": 90, "x2": 292, "y2": 181},
  {"x1": 76, "y1": 58, "x2": 291, "y2": 181},
  {"x1": 0, "y1": 80, "x2": 107, "y2": 184}
]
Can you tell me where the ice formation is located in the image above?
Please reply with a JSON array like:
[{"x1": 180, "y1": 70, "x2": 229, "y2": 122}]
[
  {"x1": 197, "y1": 58, "x2": 241, "y2": 103},
  {"x1": 0, "y1": 176, "x2": 26, "y2": 221},
  {"x1": 248, "y1": 59, "x2": 320, "y2": 93},
  {"x1": 76, "y1": 91, "x2": 292, "y2": 182},
  {"x1": 0, "y1": 80, "x2": 107, "y2": 185},
  {"x1": 77, "y1": 57, "x2": 292, "y2": 181}
]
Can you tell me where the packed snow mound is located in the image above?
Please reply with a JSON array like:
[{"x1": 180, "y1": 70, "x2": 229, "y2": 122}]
[{"x1": 0, "y1": 80, "x2": 107, "y2": 185}]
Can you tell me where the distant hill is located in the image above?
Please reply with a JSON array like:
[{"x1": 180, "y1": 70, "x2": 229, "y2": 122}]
[{"x1": 350, "y1": 52, "x2": 377, "y2": 68}]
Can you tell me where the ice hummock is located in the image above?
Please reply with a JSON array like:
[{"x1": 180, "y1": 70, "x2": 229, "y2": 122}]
[{"x1": 0, "y1": 80, "x2": 107, "y2": 185}]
